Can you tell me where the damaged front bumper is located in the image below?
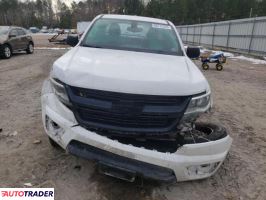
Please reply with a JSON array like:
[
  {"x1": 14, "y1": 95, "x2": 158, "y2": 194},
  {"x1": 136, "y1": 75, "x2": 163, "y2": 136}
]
[{"x1": 41, "y1": 80, "x2": 232, "y2": 182}]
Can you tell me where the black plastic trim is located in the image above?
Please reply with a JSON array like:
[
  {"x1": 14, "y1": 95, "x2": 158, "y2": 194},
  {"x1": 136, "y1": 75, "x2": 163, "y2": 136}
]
[{"x1": 67, "y1": 140, "x2": 176, "y2": 182}]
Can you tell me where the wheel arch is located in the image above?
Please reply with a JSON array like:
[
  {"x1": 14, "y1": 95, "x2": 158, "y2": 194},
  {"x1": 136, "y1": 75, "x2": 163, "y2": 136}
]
[
  {"x1": 3, "y1": 43, "x2": 13, "y2": 52},
  {"x1": 29, "y1": 40, "x2": 34, "y2": 46},
  {"x1": 0, "y1": 43, "x2": 13, "y2": 58}
]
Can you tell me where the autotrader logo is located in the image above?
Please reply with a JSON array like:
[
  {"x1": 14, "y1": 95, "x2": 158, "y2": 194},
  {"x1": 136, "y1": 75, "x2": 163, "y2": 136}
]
[{"x1": 0, "y1": 188, "x2": 54, "y2": 200}]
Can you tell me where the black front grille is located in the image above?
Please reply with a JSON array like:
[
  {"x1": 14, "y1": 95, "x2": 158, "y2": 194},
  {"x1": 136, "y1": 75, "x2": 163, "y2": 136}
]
[{"x1": 66, "y1": 86, "x2": 191, "y2": 135}]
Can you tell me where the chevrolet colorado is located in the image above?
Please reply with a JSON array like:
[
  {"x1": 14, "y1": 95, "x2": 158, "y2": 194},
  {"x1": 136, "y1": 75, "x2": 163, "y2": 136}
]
[{"x1": 41, "y1": 14, "x2": 232, "y2": 182}]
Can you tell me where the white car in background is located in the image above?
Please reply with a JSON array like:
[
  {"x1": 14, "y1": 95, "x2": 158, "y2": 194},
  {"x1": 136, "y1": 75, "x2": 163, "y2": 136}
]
[
  {"x1": 40, "y1": 26, "x2": 48, "y2": 33},
  {"x1": 41, "y1": 14, "x2": 232, "y2": 182}
]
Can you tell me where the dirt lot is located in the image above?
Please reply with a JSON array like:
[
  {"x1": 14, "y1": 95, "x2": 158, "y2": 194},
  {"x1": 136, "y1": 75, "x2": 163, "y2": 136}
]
[{"x1": 0, "y1": 45, "x2": 266, "y2": 200}]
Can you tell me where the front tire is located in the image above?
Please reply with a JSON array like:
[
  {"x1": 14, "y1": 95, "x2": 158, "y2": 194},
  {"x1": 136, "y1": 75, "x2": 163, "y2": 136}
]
[
  {"x1": 26, "y1": 42, "x2": 34, "y2": 54},
  {"x1": 1, "y1": 44, "x2": 12, "y2": 59},
  {"x1": 183, "y1": 123, "x2": 228, "y2": 144},
  {"x1": 195, "y1": 123, "x2": 228, "y2": 141}
]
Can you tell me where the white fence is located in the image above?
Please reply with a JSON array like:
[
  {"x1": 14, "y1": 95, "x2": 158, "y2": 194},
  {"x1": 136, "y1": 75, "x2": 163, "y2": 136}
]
[{"x1": 176, "y1": 17, "x2": 266, "y2": 56}]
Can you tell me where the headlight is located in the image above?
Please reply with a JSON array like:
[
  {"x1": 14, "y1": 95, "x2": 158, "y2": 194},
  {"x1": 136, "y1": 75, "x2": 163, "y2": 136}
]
[
  {"x1": 50, "y1": 78, "x2": 70, "y2": 106},
  {"x1": 185, "y1": 92, "x2": 211, "y2": 115}
]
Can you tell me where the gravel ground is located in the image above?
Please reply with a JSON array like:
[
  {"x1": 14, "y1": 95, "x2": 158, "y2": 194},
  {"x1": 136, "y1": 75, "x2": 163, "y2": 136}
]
[{"x1": 0, "y1": 47, "x2": 266, "y2": 200}]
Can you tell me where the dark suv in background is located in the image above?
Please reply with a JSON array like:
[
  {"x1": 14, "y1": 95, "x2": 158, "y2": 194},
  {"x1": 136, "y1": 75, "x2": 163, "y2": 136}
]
[{"x1": 0, "y1": 26, "x2": 34, "y2": 59}]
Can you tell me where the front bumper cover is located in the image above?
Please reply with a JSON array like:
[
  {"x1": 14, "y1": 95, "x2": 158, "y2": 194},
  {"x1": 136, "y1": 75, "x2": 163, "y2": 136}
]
[{"x1": 41, "y1": 80, "x2": 233, "y2": 182}]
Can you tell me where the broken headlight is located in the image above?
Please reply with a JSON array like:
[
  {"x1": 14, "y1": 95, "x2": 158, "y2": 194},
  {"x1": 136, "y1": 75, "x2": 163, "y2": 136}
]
[
  {"x1": 50, "y1": 78, "x2": 70, "y2": 106},
  {"x1": 185, "y1": 92, "x2": 212, "y2": 115}
]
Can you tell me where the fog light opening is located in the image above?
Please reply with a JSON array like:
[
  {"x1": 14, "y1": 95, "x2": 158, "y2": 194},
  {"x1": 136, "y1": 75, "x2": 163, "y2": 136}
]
[
  {"x1": 51, "y1": 121, "x2": 59, "y2": 129},
  {"x1": 45, "y1": 115, "x2": 64, "y2": 136},
  {"x1": 187, "y1": 162, "x2": 220, "y2": 176}
]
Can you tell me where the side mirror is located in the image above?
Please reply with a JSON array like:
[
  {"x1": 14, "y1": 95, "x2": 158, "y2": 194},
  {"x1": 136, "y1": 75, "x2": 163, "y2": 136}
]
[
  {"x1": 9, "y1": 34, "x2": 16, "y2": 38},
  {"x1": 66, "y1": 35, "x2": 79, "y2": 47},
  {"x1": 186, "y1": 47, "x2": 200, "y2": 59}
]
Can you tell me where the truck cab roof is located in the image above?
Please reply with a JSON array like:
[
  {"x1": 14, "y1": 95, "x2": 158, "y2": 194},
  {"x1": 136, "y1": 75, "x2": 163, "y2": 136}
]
[{"x1": 102, "y1": 14, "x2": 168, "y2": 24}]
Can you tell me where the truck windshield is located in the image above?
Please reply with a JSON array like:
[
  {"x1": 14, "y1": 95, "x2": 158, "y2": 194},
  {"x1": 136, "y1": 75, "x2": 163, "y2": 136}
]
[
  {"x1": 81, "y1": 18, "x2": 183, "y2": 56},
  {"x1": 0, "y1": 27, "x2": 9, "y2": 35}
]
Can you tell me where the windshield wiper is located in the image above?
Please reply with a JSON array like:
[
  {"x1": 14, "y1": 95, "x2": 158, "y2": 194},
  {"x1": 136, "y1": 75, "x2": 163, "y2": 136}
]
[{"x1": 81, "y1": 44, "x2": 104, "y2": 48}]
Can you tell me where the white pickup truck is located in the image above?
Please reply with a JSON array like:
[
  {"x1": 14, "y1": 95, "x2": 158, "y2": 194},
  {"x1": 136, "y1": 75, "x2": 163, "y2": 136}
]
[{"x1": 41, "y1": 14, "x2": 232, "y2": 182}]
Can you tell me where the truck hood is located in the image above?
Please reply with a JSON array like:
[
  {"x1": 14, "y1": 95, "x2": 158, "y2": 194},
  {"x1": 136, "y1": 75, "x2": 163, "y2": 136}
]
[{"x1": 52, "y1": 47, "x2": 209, "y2": 96}]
